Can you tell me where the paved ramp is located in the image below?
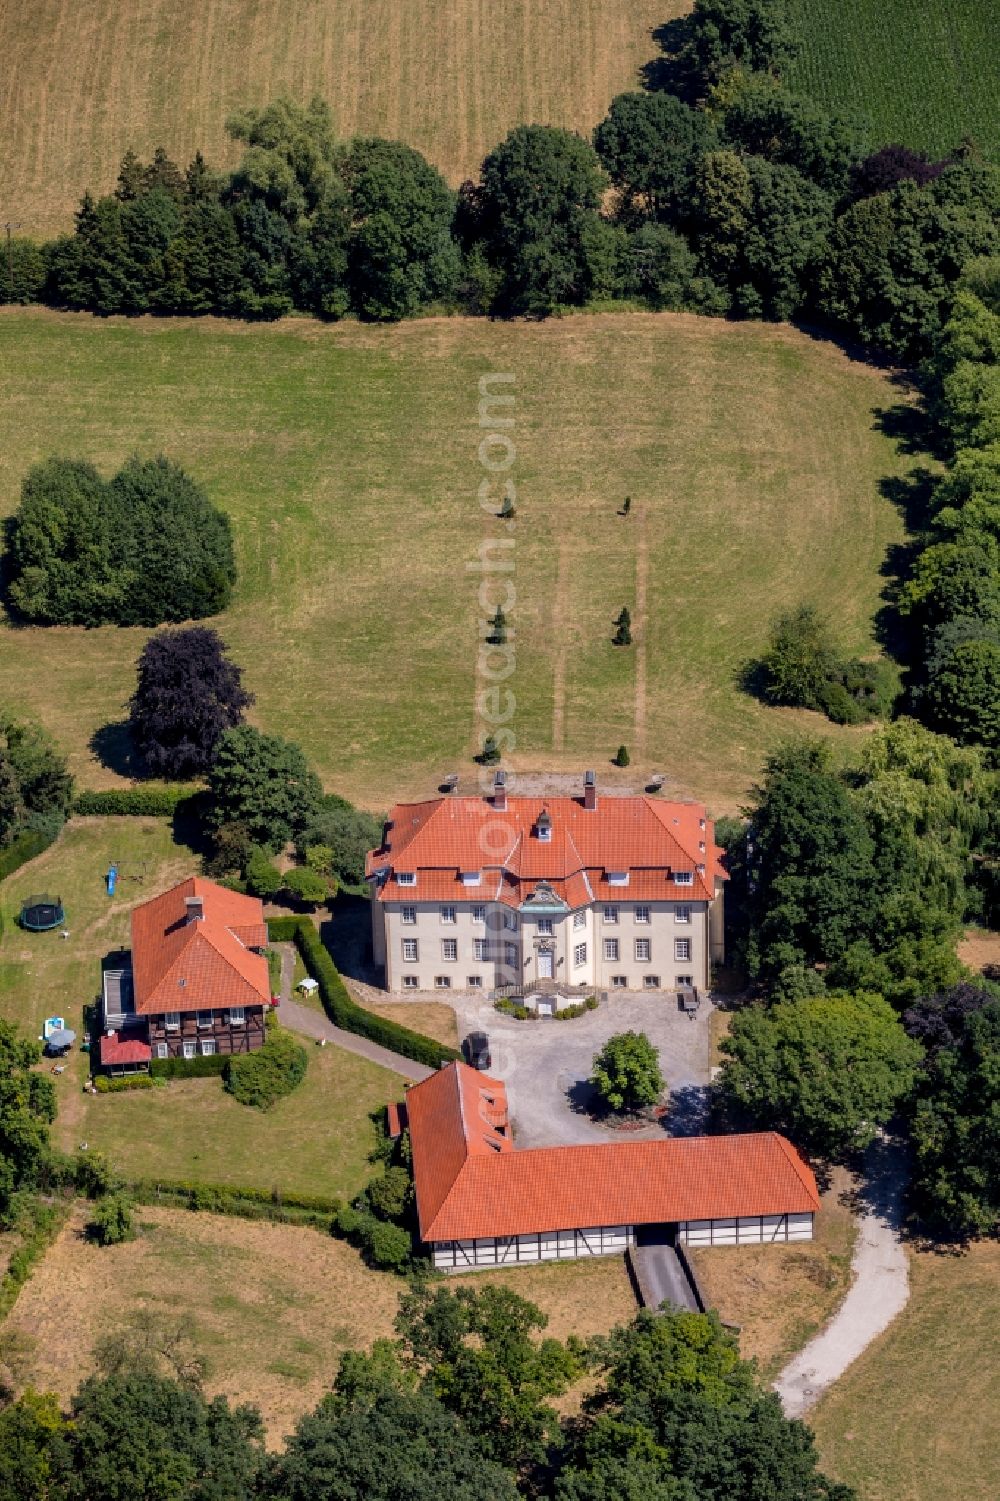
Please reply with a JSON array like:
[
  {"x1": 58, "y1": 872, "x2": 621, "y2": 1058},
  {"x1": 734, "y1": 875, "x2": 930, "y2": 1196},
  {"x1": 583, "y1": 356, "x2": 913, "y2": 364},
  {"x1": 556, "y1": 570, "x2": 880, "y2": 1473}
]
[{"x1": 629, "y1": 1238, "x2": 700, "y2": 1313}]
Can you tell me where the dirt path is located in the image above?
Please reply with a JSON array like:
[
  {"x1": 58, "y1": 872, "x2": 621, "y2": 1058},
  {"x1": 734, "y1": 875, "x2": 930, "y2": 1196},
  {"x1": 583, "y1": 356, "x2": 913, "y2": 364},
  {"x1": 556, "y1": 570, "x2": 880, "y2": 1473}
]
[
  {"x1": 773, "y1": 1136, "x2": 910, "y2": 1419},
  {"x1": 550, "y1": 539, "x2": 572, "y2": 753},
  {"x1": 632, "y1": 509, "x2": 648, "y2": 758}
]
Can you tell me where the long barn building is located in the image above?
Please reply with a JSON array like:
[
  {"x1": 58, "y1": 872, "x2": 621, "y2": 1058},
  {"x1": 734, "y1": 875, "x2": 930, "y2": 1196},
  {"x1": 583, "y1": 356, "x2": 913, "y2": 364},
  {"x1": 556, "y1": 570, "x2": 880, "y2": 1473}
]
[{"x1": 398, "y1": 1062, "x2": 820, "y2": 1271}]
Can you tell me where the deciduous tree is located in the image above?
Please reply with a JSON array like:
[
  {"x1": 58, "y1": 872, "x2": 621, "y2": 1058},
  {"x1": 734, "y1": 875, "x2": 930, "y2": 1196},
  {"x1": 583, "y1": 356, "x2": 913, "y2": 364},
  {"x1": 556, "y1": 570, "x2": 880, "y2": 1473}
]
[
  {"x1": 719, "y1": 991, "x2": 922, "y2": 1160},
  {"x1": 128, "y1": 627, "x2": 253, "y2": 778}
]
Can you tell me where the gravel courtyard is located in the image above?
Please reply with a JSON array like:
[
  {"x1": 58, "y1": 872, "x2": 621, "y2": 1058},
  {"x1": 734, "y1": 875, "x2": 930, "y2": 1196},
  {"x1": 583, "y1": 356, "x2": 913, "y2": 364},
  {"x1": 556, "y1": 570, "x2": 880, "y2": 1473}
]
[{"x1": 445, "y1": 990, "x2": 715, "y2": 1148}]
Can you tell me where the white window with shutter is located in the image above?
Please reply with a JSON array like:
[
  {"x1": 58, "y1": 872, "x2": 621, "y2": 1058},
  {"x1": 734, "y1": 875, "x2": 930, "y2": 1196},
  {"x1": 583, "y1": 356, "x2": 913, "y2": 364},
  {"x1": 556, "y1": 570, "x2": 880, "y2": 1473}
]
[
  {"x1": 182, "y1": 1041, "x2": 196, "y2": 1059},
  {"x1": 156, "y1": 1042, "x2": 169, "y2": 1060},
  {"x1": 675, "y1": 938, "x2": 691, "y2": 961},
  {"x1": 573, "y1": 942, "x2": 587, "y2": 968},
  {"x1": 472, "y1": 905, "x2": 486, "y2": 923},
  {"x1": 401, "y1": 906, "x2": 416, "y2": 924},
  {"x1": 635, "y1": 938, "x2": 651, "y2": 962},
  {"x1": 442, "y1": 938, "x2": 458, "y2": 961},
  {"x1": 230, "y1": 1007, "x2": 245, "y2": 1027},
  {"x1": 402, "y1": 938, "x2": 418, "y2": 963},
  {"x1": 440, "y1": 906, "x2": 456, "y2": 924},
  {"x1": 474, "y1": 938, "x2": 488, "y2": 962},
  {"x1": 675, "y1": 905, "x2": 691, "y2": 924},
  {"x1": 604, "y1": 938, "x2": 619, "y2": 962},
  {"x1": 200, "y1": 1038, "x2": 216, "y2": 1056}
]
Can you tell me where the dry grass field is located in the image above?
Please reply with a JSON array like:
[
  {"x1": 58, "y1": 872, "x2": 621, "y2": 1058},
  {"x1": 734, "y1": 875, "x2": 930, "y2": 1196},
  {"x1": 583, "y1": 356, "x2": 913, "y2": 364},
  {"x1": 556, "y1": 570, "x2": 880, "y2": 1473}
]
[
  {"x1": 4, "y1": 1204, "x2": 636, "y2": 1443},
  {"x1": 689, "y1": 1167, "x2": 857, "y2": 1378},
  {"x1": 0, "y1": 308, "x2": 910, "y2": 814},
  {"x1": 812, "y1": 1241, "x2": 1000, "y2": 1501},
  {"x1": 0, "y1": 0, "x2": 681, "y2": 238}
]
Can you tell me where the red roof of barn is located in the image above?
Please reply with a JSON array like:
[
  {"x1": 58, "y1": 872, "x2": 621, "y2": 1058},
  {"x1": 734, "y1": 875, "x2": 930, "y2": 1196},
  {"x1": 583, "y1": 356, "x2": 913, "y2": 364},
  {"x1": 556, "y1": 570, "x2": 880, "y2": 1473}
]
[
  {"x1": 406, "y1": 1062, "x2": 818, "y2": 1243},
  {"x1": 366, "y1": 794, "x2": 726, "y2": 907},
  {"x1": 130, "y1": 877, "x2": 269, "y2": 1016},
  {"x1": 100, "y1": 1033, "x2": 152, "y2": 1066}
]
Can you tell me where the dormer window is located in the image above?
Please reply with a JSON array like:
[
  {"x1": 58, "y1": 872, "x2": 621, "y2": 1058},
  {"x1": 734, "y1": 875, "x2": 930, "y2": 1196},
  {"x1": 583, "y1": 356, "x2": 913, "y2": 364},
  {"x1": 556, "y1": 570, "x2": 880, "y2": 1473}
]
[
  {"x1": 607, "y1": 871, "x2": 629, "y2": 886},
  {"x1": 535, "y1": 810, "x2": 552, "y2": 842},
  {"x1": 674, "y1": 870, "x2": 693, "y2": 886},
  {"x1": 461, "y1": 870, "x2": 481, "y2": 885},
  {"x1": 397, "y1": 871, "x2": 416, "y2": 886}
]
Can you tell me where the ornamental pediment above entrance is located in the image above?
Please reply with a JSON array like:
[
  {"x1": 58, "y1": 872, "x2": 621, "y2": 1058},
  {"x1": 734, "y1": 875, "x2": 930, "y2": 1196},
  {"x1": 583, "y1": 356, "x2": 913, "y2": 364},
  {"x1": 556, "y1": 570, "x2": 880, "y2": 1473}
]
[{"x1": 519, "y1": 880, "x2": 569, "y2": 913}]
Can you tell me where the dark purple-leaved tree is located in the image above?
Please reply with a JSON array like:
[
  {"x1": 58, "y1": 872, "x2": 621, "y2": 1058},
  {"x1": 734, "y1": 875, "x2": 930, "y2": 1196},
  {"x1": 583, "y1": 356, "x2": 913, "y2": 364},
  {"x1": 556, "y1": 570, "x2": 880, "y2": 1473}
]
[
  {"x1": 903, "y1": 983, "x2": 999, "y2": 1057},
  {"x1": 849, "y1": 144, "x2": 947, "y2": 200},
  {"x1": 128, "y1": 626, "x2": 253, "y2": 778}
]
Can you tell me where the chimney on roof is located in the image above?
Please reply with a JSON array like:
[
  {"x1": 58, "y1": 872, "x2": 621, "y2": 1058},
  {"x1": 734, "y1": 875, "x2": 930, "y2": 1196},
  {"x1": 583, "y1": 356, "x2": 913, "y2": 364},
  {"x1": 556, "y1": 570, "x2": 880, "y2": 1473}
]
[
  {"x1": 493, "y1": 769, "x2": 507, "y2": 812},
  {"x1": 584, "y1": 769, "x2": 597, "y2": 811},
  {"x1": 184, "y1": 895, "x2": 205, "y2": 923}
]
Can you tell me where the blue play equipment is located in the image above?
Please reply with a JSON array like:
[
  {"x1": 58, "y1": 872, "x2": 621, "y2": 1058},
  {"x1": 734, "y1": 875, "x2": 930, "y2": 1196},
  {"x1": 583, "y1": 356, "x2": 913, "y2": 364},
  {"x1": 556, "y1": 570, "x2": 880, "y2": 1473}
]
[{"x1": 106, "y1": 864, "x2": 118, "y2": 896}]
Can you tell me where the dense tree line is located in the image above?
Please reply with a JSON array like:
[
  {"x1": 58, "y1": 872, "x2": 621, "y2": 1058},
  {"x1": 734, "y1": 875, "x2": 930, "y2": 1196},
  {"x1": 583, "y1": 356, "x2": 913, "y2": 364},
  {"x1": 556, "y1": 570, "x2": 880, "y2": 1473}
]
[
  {"x1": 0, "y1": 1285, "x2": 855, "y2": 1501},
  {"x1": 2, "y1": 1, "x2": 997, "y2": 351},
  {"x1": 716, "y1": 727, "x2": 1000, "y2": 1235}
]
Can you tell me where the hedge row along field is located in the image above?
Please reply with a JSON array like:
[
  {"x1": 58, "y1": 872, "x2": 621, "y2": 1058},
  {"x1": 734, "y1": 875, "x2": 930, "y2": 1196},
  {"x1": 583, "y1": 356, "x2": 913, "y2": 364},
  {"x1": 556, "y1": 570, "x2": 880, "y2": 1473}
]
[{"x1": 268, "y1": 915, "x2": 460, "y2": 1070}]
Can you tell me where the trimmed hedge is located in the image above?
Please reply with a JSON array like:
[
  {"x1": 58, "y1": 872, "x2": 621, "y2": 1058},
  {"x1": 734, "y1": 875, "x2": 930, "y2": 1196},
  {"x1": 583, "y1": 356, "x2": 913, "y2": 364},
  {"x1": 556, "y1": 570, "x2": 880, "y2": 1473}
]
[
  {"x1": 149, "y1": 1053, "x2": 228, "y2": 1080},
  {"x1": 94, "y1": 1074, "x2": 160, "y2": 1093},
  {"x1": 74, "y1": 787, "x2": 195, "y2": 817},
  {"x1": 268, "y1": 916, "x2": 460, "y2": 1070},
  {"x1": 0, "y1": 823, "x2": 62, "y2": 881},
  {"x1": 129, "y1": 1176, "x2": 341, "y2": 1229}
]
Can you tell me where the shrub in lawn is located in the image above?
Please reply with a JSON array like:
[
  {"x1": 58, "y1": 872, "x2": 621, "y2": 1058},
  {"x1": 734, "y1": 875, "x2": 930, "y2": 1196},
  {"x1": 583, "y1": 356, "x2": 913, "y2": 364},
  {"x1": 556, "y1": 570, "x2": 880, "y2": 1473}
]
[
  {"x1": 7, "y1": 455, "x2": 235, "y2": 626},
  {"x1": 614, "y1": 744, "x2": 630, "y2": 767},
  {"x1": 335, "y1": 1204, "x2": 413, "y2": 1270},
  {"x1": 224, "y1": 1029, "x2": 308, "y2": 1110},
  {"x1": 613, "y1": 621, "x2": 632, "y2": 646},
  {"x1": 478, "y1": 734, "x2": 501, "y2": 765},
  {"x1": 245, "y1": 846, "x2": 283, "y2": 898},
  {"x1": 89, "y1": 1193, "x2": 137, "y2": 1246},
  {"x1": 366, "y1": 1165, "x2": 413, "y2": 1221}
]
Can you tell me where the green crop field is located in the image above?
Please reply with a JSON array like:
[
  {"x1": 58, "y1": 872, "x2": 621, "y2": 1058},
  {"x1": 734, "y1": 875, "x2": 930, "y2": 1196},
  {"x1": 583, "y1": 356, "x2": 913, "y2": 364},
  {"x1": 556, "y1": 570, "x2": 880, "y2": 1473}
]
[
  {"x1": 788, "y1": 0, "x2": 999, "y2": 162},
  {"x1": 0, "y1": 307, "x2": 911, "y2": 814}
]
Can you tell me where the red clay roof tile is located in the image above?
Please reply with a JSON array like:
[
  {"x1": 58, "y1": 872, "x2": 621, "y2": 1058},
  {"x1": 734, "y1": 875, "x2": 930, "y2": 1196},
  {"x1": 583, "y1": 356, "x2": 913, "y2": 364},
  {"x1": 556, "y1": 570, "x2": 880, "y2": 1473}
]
[
  {"x1": 406, "y1": 1062, "x2": 818, "y2": 1243},
  {"x1": 130, "y1": 877, "x2": 269, "y2": 1016},
  {"x1": 367, "y1": 795, "x2": 727, "y2": 907}
]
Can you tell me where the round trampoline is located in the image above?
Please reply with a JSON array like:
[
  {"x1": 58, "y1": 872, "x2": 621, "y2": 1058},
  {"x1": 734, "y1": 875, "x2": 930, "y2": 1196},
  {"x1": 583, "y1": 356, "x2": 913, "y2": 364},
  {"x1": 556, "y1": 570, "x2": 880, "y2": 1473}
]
[{"x1": 19, "y1": 895, "x2": 65, "y2": 932}]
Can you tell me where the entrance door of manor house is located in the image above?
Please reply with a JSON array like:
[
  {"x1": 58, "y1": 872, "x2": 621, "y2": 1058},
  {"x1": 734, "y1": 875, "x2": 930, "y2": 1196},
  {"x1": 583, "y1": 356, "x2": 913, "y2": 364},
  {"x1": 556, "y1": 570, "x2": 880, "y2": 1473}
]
[{"x1": 537, "y1": 951, "x2": 554, "y2": 980}]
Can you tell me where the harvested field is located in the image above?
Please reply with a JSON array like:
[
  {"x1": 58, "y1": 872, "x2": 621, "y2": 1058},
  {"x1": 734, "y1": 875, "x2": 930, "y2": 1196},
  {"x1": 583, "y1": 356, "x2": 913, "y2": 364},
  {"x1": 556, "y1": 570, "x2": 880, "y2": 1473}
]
[
  {"x1": 812, "y1": 1240, "x2": 1000, "y2": 1501},
  {"x1": 0, "y1": 0, "x2": 681, "y2": 238}
]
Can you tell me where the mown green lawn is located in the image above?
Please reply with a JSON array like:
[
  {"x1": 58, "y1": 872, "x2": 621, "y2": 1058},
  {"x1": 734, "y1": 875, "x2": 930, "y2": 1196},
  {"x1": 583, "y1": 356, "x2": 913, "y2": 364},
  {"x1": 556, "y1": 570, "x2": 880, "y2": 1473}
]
[
  {"x1": 788, "y1": 0, "x2": 999, "y2": 161},
  {"x1": 0, "y1": 816, "x2": 403, "y2": 1197},
  {"x1": 0, "y1": 308, "x2": 910, "y2": 814},
  {"x1": 72, "y1": 1044, "x2": 401, "y2": 1201}
]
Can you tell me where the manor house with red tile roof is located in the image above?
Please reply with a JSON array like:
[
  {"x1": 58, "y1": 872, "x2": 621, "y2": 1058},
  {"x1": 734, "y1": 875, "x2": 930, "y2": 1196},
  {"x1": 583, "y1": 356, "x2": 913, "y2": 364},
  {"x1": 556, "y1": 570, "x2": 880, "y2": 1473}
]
[{"x1": 366, "y1": 772, "x2": 726, "y2": 995}]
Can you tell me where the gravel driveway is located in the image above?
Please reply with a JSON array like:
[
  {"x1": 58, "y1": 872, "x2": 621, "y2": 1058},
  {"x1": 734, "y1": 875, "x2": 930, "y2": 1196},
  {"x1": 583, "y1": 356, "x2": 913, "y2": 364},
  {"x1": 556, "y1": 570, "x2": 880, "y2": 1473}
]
[{"x1": 446, "y1": 990, "x2": 714, "y2": 1147}]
